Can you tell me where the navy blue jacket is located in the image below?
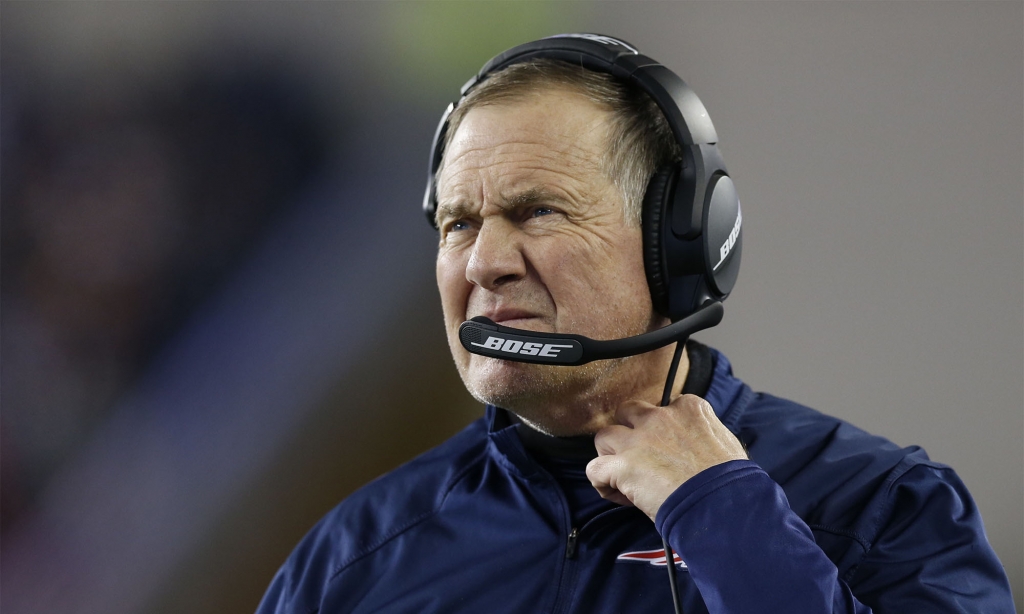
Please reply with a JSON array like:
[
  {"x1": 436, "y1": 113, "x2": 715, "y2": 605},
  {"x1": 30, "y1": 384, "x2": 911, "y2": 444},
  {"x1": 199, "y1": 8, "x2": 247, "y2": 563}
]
[{"x1": 257, "y1": 348, "x2": 1014, "y2": 613}]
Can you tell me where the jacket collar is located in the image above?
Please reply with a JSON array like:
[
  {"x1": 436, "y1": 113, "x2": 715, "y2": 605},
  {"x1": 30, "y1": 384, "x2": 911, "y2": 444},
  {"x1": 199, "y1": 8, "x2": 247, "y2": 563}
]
[{"x1": 483, "y1": 344, "x2": 753, "y2": 465}]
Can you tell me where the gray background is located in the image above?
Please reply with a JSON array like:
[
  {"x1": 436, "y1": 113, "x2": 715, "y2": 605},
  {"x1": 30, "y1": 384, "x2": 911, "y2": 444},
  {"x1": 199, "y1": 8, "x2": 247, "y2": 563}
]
[{"x1": 2, "y1": 2, "x2": 1020, "y2": 612}]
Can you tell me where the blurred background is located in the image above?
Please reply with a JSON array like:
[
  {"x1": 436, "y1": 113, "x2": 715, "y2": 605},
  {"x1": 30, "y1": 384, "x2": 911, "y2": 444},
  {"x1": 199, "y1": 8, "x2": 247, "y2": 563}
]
[{"x1": 1, "y1": 2, "x2": 1020, "y2": 612}]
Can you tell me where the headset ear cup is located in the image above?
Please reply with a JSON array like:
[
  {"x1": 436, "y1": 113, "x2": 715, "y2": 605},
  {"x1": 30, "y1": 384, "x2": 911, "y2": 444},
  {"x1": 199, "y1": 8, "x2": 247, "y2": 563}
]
[
  {"x1": 703, "y1": 174, "x2": 742, "y2": 297},
  {"x1": 642, "y1": 166, "x2": 675, "y2": 318}
]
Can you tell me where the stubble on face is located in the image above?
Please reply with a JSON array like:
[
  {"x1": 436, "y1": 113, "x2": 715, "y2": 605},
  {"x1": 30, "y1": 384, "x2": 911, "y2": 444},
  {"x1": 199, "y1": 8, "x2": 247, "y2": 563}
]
[
  {"x1": 461, "y1": 316, "x2": 663, "y2": 436},
  {"x1": 434, "y1": 87, "x2": 672, "y2": 436}
]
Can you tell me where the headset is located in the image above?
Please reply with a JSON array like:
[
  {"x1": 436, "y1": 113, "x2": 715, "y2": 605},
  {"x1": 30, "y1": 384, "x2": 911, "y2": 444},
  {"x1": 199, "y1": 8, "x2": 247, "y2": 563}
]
[
  {"x1": 423, "y1": 35, "x2": 741, "y2": 611},
  {"x1": 424, "y1": 32, "x2": 741, "y2": 321}
]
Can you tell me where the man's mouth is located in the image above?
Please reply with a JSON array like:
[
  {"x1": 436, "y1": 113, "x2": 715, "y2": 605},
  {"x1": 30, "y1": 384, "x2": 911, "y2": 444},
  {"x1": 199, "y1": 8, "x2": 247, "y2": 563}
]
[{"x1": 476, "y1": 309, "x2": 543, "y2": 329}]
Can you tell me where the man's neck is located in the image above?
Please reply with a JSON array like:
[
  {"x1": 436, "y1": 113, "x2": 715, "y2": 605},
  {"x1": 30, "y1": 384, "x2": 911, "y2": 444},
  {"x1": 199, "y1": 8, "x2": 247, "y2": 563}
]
[
  {"x1": 515, "y1": 341, "x2": 692, "y2": 437},
  {"x1": 514, "y1": 340, "x2": 714, "y2": 440}
]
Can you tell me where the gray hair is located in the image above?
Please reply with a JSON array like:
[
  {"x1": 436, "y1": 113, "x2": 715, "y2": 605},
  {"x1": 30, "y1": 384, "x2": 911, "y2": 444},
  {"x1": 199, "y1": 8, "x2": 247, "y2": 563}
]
[{"x1": 436, "y1": 59, "x2": 681, "y2": 226}]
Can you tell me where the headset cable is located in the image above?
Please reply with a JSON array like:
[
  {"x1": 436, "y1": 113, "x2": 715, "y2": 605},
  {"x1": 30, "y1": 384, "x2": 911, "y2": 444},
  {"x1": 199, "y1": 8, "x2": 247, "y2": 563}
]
[{"x1": 660, "y1": 340, "x2": 687, "y2": 614}]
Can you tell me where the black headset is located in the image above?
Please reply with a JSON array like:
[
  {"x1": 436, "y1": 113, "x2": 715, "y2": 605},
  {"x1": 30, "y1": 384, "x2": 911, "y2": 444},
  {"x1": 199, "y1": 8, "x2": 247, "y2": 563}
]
[{"x1": 423, "y1": 33, "x2": 742, "y2": 324}]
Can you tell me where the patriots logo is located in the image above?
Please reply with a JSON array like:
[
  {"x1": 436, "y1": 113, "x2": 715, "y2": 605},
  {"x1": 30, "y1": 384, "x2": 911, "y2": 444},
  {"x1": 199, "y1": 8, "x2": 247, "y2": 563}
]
[{"x1": 617, "y1": 549, "x2": 688, "y2": 569}]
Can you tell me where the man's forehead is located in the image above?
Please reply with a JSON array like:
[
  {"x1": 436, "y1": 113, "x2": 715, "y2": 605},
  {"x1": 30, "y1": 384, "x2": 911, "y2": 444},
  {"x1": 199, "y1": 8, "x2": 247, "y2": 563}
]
[
  {"x1": 454, "y1": 103, "x2": 607, "y2": 155},
  {"x1": 436, "y1": 94, "x2": 613, "y2": 203},
  {"x1": 456, "y1": 87, "x2": 611, "y2": 151}
]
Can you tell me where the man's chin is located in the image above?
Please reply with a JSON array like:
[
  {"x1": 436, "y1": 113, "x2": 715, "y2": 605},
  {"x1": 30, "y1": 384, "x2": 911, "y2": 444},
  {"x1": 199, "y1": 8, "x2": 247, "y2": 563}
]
[
  {"x1": 463, "y1": 358, "x2": 558, "y2": 404},
  {"x1": 463, "y1": 356, "x2": 602, "y2": 415}
]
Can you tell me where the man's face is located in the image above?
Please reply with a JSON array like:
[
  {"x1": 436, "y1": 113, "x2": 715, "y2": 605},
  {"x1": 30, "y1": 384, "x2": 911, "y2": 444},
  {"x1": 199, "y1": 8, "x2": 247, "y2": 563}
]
[{"x1": 434, "y1": 87, "x2": 663, "y2": 434}]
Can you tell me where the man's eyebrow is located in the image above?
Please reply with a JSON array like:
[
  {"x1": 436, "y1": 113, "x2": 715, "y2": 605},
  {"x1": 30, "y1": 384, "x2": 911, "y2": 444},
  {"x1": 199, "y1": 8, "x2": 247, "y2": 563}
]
[
  {"x1": 435, "y1": 187, "x2": 574, "y2": 225},
  {"x1": 502, "y1": 187, "x2": 573, "y2": 210},
  {"x1": 435, "y1": 201, "x2": 472, "y2": 225}
]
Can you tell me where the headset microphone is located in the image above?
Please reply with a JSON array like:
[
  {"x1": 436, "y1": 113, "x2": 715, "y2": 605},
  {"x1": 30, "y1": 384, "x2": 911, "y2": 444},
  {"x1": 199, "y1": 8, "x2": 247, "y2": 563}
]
[{"x1": 459, "y1": 301, "x2": 723, "y2": 365}]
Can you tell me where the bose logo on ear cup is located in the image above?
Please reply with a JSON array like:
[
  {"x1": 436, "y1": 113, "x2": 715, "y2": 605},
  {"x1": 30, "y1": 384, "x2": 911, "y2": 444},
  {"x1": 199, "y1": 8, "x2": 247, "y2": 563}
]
[
  {"x1": 471, "y1": 336, "x2": 574, "y2": 358},
  {"x1": 713, "y1": 206, "x2": 742, "y2": 272}
]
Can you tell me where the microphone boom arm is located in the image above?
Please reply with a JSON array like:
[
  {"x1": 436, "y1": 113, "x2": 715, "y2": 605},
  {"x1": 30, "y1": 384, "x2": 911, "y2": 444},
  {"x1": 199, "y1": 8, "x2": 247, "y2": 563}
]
[{"x1": 458, "y1": 302, "x2": 724, "y2": 366}]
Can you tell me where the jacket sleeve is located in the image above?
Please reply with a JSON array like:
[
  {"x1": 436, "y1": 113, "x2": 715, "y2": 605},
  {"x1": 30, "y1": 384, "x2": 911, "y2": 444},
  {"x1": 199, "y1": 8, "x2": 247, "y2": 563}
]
[
  {"x1": 655, "y1": 459, "x2": 1015, "y2": 614},
  {"x1": 255, "y1": 567, "x2": 289, "y2": 614}
]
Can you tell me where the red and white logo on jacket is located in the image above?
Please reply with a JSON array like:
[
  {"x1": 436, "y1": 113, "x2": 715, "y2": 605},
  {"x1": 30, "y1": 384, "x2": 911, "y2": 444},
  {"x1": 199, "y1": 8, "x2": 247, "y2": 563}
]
[{"x1": 616, "y1": 549, "x2": 688, "y2": 569}]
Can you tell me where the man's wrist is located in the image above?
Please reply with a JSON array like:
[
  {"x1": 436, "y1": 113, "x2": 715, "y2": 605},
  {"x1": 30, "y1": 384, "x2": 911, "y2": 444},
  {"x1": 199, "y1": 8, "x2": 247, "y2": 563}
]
[{"x1": 654, "y1": 459, "x2": 764, "y2": 537}]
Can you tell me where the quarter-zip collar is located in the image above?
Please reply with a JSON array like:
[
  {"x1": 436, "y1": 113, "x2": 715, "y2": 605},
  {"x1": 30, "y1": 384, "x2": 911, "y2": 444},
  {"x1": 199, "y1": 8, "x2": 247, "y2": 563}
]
[{"x1": 484, "y1": 341, "x2": 753, "y2": 476}]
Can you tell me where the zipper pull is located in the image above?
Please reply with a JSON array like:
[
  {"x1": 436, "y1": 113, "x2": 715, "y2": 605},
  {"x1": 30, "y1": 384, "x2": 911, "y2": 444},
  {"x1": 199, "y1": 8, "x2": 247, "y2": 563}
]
[{"x1": 565, "y1": 527, "x2": 579, "y2": 559}]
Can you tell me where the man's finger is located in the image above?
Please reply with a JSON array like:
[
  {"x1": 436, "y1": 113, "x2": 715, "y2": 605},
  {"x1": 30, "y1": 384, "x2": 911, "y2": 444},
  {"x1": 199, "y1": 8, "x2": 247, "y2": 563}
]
[
  {"x1": 594, "y1": 487, "x2": 633, "y2": 508},
  {"x1": 585, "y1": 455, "x2": 618, "y2": 489},
  {"x1": 613, "y1": 399, "x2": 655, "y2": 428},
  {"x1": 593, "y1": 424, "x2": 632, "y2": 456},
  {"x1": 587, "y1": 456, "x2": 636, "y2": 507},
  {"x1": 670, "y1": 394, "x2": 712, "y2": 421}
]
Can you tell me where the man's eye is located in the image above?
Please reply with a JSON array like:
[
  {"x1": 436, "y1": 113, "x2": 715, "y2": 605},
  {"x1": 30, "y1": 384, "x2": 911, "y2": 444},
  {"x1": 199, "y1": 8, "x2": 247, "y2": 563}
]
[
  {"x1": 531, "y1": 207, "x2": 555, "y2": 218},
  {"x1": 443, "y1": 219, "x2": 472, "y2": 237}
]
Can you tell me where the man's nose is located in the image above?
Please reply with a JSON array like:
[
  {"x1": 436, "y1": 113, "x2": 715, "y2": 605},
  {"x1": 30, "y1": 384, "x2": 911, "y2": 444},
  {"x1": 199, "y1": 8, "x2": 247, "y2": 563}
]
[{"x1": 465, "y1": 220, "x2": 526, "y2": 290}]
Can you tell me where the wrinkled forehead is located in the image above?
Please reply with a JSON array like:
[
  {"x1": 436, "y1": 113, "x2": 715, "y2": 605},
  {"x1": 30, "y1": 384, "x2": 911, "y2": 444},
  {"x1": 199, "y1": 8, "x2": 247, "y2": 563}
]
[
  {"x1": 435, "y1": 89, "x2": 614, "y2": 201},
  {"x1": 441, "y1": 80, "x2": 613, "y2": 151}
]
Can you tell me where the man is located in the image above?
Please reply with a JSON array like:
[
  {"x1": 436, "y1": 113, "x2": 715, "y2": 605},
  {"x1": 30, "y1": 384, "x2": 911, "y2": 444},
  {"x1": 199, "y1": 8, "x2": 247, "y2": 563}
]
[{"x1": 258, "y1": 36, "x2": 1014, "y2": 613}]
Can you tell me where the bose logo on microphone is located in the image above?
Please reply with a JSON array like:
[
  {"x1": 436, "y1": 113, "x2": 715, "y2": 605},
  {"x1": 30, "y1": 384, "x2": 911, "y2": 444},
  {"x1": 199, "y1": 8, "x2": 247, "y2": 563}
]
[
  {"x1": 471, "y1": 336, "x2": 574, "y2": 358},
  {"x1": 713, "y1": 205, "x2": 742, "y2": 271}
]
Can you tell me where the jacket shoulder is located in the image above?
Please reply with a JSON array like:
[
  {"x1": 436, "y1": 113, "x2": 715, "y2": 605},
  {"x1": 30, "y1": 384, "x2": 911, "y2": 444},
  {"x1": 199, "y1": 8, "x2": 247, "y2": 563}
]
[
  {"x1": 737, "y1": 392, "x2": 950, "y2": 547},
  {"x1": 740, "y1": 392, "x2": 923, "y2": 480},
  {"x1": 256, "y1": 417, "x2": 490, "y2": 614}
]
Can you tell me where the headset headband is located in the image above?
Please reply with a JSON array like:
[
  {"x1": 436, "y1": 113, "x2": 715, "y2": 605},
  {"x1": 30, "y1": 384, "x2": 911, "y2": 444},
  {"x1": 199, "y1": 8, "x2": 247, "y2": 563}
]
[{"x1": 423, "y1": 34, "x2": 718, "y2": 230}]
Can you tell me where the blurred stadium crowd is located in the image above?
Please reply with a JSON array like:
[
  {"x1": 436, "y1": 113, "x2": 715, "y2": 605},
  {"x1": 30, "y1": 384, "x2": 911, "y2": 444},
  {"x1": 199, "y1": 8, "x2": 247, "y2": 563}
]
[{"x1": 1, "y1": 65, "x2": 327, "y2": 530}]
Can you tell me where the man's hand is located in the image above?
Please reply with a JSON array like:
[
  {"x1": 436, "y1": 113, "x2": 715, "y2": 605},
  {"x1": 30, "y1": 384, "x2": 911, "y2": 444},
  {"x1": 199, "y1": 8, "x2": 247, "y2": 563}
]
[{"x1": 585, "y1": 394, "x2": 748, "y2": 521}]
